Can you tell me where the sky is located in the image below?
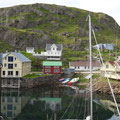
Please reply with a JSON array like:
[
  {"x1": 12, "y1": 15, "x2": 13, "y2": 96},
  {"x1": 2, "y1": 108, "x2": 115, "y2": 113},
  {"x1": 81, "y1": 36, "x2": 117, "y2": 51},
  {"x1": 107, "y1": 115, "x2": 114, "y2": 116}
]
[{"x1": 0, "y1": 0, "x2": 120, "y2": 25}]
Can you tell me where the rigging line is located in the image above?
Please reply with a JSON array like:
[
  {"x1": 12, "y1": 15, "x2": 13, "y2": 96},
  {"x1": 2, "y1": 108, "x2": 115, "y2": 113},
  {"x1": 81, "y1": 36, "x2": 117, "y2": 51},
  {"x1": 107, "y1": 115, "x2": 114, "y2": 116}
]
[
  {"x1": 75, "y1": 89, "x2": 84, "y2": 119},
  {"x1": 59, "y1": 91, "x2": 77, "y2": 120},
  {"x1": 92, "y1": 28, "x2": 120, "y2": 116},
  {"x1": 83, "y1": 89, "x2": 87, "y2": 119},
  {"x1": 76, "y1": 89, "x2": 86, "y2": 119},
  {"x1": 66, "y1": 88, "x2": 78, "y2": 119}
]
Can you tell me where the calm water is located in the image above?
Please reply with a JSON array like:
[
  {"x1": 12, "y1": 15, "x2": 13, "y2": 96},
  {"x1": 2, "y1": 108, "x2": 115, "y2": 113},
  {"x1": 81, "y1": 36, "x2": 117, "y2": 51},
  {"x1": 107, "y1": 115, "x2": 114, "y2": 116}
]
[{"x1": 1, "y1": 86, "x2": 120, "y2": 120}]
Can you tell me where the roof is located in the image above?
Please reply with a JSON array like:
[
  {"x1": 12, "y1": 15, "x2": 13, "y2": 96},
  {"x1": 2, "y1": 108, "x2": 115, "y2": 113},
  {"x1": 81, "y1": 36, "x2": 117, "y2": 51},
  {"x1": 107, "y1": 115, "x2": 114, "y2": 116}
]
[
  {"x1": 46, "y1": 44, "x2": 62, "y2": 51},
  {"x1": 43, "y1": 61, "x2": 62, "y2": 66},
  {"x1": 69, "y1": 61, "x2": 101, "y2": 67},
  {"x1": 41, "y1": 98, "x2": 61, "y2": 101},
  {"x1": 108, "y1": 61, "x2": 115, "y2": 66},
  {"x1": 3, "y1": 52, "x2": 31, "y2": 62},
  {"x1": 26, "y1": 47, "x2": 34, "y2": 50}
]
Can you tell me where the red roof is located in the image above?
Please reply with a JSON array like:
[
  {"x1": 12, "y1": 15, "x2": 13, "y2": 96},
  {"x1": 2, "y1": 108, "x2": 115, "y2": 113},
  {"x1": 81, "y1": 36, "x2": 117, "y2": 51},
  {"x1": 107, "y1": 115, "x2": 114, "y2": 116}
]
[
  {"x1": 69, "y1": 61, "x2": 101, "y2": 67},
  {"x1": 108, "y1": 61, "x2": 115, "y2": 66}
]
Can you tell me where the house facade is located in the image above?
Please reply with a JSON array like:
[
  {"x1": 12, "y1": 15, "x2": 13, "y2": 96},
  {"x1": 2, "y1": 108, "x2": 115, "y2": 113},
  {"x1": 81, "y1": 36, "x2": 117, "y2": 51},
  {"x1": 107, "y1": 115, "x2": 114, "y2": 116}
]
[
  {"x1": 93, "y1": 44, "x2": 114, "y2": 50},
  {"x1": 43, "y1": 61, "x2": 62, "y2": 74},
  {"x1": 33, "y1": 44, "x2": 62, "y2": 60},
  {"x1": 2, "y1": 51, "x2": 31, "y2": 78},
  {"x1": 26, "y1": 47, "x2": 35, "y2": 54},
  {"x1": 100, "y1": 61, "x2": 120, "y2": 79},
  {"x1": 69, "y1": 61, "x2": 100, "y2": 72}
]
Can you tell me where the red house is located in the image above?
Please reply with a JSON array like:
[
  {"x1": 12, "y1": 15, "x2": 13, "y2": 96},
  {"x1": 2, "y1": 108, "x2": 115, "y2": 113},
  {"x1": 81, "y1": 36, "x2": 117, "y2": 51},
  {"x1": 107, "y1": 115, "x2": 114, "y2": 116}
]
[{"x1": 43, "y1": 61, "x2": 62, "y2": 74}]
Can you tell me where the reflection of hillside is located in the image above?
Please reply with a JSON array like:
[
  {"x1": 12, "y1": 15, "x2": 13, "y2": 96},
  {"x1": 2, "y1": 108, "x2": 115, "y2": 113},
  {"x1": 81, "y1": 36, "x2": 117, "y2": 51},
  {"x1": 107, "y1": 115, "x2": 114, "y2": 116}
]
[{"x1": 1, "y1": 89, "x2": 30, "y2": 120}]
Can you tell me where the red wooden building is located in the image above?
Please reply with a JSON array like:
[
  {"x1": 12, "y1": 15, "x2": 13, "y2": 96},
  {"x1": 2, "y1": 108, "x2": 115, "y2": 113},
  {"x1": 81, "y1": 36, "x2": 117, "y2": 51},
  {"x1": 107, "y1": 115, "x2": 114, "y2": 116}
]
[{"x1": 43, "y1": 61, "x2": 62, "y2": 74}]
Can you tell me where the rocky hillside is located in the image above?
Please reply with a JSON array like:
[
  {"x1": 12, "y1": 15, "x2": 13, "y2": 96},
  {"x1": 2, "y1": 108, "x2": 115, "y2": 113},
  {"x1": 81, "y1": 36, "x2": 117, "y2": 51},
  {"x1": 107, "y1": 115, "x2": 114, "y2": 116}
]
[{"x1": 0, "y1": 3, "x2": 120, "y2": 62}]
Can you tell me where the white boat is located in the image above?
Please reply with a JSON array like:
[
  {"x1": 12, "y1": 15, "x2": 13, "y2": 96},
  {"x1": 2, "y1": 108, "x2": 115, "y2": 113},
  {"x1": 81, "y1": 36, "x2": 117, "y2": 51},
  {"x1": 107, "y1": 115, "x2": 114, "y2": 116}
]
[
  {"x1": 62, "y1": 78, "x2": 70, "y2": 84},
  {"x1": 68, "y1": 77, "x2": 79, "y2": 84}
]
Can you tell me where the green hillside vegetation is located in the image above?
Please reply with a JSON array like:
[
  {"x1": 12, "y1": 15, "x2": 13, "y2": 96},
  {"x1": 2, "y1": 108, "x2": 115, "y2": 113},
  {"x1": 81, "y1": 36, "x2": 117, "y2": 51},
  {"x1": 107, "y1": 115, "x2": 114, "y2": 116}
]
[{"x1": 0, "y1": 3, "x2": 120, "y2": 67}]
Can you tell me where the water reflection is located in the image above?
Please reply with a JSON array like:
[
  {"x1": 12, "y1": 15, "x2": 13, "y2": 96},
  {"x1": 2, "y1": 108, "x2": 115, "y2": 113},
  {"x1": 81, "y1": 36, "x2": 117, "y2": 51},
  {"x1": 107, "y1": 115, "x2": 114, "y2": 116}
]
[
  {"x1": 0, "y1": 86, "x2": 120, "y2": 120},
  {"x1": 1, "y1": 89, "x2": 30, "y2": 120}
]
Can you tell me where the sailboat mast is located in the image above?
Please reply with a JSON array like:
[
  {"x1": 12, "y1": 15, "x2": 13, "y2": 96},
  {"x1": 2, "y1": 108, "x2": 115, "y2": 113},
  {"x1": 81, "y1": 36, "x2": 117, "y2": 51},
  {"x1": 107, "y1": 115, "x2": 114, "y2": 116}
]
[{"x1": 89, "y1": 15, "x2": 93, "y2": 120}]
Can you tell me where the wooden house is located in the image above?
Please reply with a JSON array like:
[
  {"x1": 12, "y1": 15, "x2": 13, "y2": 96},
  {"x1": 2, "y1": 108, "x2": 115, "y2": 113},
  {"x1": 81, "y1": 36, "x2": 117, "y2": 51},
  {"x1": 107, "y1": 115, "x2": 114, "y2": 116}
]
[
  {"x1": 100, "y1": 61, "x2": 120, "y2": 80},
  {"x1": 43, "y1": 61, "x2": 62, "y2": 74}
]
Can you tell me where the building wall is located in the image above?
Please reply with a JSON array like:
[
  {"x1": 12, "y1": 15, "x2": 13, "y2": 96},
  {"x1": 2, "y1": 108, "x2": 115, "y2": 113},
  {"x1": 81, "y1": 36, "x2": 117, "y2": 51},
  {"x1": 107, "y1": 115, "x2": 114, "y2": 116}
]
[
  {"x1": 2, "y1": 53, "x2": 31, "y2": 78},
  {"x1": 43, "y1": 66, "x2": 61, "y2": 74},
  {"x1": 2, "y1": 53, "x2": 22, "y2": 78},
  {"x1": 100, "y1": 62, "x2": 115, "y2": 72},
  {"x1": 22, "y1": 62, "x2": 31, "y2": 76},
  {"x1": 69, "y1": 66, "x2": 100, "y2": 71}
]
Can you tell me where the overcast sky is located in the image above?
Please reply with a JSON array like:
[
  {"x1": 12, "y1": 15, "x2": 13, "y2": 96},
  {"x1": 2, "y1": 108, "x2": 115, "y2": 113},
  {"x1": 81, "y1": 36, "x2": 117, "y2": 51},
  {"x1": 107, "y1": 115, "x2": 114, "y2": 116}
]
[{"x1": 0, "y1": 0, "x2": 120, "y2": 25}]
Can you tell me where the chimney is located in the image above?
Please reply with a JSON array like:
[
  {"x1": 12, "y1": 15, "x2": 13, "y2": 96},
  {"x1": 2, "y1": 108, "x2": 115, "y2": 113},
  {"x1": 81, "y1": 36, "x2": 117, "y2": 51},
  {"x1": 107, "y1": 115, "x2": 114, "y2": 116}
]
[
  {"x1": 18, "y1": 50, "x2": 20, "y2": 53},
  {"x1": 15, "y1": 50, "x2": 17, "y2": 53}
]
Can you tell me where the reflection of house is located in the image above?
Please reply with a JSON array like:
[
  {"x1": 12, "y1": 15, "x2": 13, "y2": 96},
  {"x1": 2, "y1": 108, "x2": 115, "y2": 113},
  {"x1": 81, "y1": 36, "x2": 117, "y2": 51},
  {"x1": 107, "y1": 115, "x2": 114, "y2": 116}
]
[
  {"x1": 99, "y1": 99, "x2": 120, "y2": 115},
  {"x1": 69, "y1": 61, "x2": 100, "y2": 72},
  {"x1": 93, "y1": 43, "x2": 114, "y2": 50},
  {"x1": 2, "y1": 51, "x2": 31, "y2": 78},
  {"x1": 43, "y1": 61, "x2": 62, "y2": 74},
  {"x1": 1, "y1": 89, "x2": 30, "y2": 120},
  {"x1": 33, "y1": 44, "x2": 62, "y2": 60},
  {"x1": 26, "y1": 47, "x2": 35, "y2": 54},
  {"x1": 100, "y1": 61, "x2": 120, "y2": 79},
  {"x1": 41, "y1": 98, "x2": 62, "y2": 111}
]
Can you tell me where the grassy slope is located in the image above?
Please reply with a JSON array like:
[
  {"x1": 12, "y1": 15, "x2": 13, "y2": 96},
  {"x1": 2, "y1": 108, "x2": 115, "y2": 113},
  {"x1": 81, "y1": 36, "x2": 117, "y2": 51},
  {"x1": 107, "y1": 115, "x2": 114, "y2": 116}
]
[{"x1": 0, "y1": 4, "x2": 120, "y2": 67}]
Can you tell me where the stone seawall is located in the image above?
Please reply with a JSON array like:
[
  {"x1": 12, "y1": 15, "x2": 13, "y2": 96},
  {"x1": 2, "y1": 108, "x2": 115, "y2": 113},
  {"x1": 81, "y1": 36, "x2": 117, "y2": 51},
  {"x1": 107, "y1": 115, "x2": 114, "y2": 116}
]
[{"x1": 21, "y1": 75, "x2": 61, "y2": 88}]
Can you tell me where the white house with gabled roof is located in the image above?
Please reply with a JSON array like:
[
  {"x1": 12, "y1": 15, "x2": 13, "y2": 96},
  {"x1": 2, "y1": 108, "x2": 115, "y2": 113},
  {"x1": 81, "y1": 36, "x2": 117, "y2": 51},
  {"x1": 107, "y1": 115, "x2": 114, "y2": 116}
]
[
  {"x1": 2, "y1": 51, "x2": 31, "y2": 78},
  {"x1": 33, "y1": 44, "x2": 63, "y2": 60},
  {"x1": 26, "y1": 47, "x2": 35, "y2": 54}
]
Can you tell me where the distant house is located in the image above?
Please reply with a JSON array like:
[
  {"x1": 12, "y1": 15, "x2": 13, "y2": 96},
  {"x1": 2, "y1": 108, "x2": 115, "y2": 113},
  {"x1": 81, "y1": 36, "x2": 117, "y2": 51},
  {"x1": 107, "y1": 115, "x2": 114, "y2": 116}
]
[
  {"x1": 2, "y1": 51, "x2": 31, "y2": 78},
  {"x1": 43, "y1": 61, "x2": 62, "y2": 74},
  {"x1": 33, "y1": 44, "x2": 62, "y2": 60},
  {"x1": 100, "y1": 61, "x2": 120, "y2": 80},
  {"x1": 26, "y1": 47, "x2": 35, "y2": 54},
  {"x1": 93, "y1": 44, "x2": 114, "y2": 50},
  {"x1": 69, "y1": 61, "x2": 101, "y2": 72}
]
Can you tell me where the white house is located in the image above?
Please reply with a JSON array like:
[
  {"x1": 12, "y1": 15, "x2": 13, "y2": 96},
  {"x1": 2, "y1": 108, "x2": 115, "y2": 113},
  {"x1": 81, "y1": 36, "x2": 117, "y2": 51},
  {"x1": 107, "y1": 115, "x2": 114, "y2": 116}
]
[
  {"x1": 69, "y1": 61, "x2": 101, "y2": 72},
  {"x1": 93, "y1": 44, "x2": 114, "y2": 50},
  {"x1": 26, "y1": 47, "x2": 35, "y2": 54},
  {"x1": 33, "y1": 44, "x2": 62, "y2": 60}
]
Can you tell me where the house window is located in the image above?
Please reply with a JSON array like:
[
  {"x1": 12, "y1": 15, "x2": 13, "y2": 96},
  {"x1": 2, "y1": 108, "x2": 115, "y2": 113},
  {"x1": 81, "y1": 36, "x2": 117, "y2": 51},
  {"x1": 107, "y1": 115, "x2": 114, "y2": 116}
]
[
  {"x1": 106, "y1": 65, "x2": 109, "y2": 68},
  {"x1": 8, "y1": 71, "x2": 13, "y2": 76},
  {"x1": 3, "y1": 71, "x2": 5, "y2": 75},
  {"x1": 7, "y1": 96, "x2": 12, "y2": 103},
  {"x1": 8, "y1": 64, "x2": 13, "y2": 69},
  {"x1": 15, "y1": 97, "x2": 18, "y2": 103},
  {"x1": 8, "y1": 56, "x2": 13, "y2": 62},
  {"x1": 7, "y1": 111, "x2": 12, "y2": 117},
  {"x1": 4, "y1": 63, "x2": 7, "y2": 67},
  {"x1": 2, "y1": 97, "x2": 5, "y2": 103},
  {"x1": 16, "y1": 71, "x2": 19, "y2": 76},
  {"x1": 15, "y1": 64, "x2": 17, "y2": 67},
  {"x1": 7, "y1": 104, "x2": 13, "y2": 110},
  {"x1": 3, "y1": 106, "x2": 6, "y2": 110}
]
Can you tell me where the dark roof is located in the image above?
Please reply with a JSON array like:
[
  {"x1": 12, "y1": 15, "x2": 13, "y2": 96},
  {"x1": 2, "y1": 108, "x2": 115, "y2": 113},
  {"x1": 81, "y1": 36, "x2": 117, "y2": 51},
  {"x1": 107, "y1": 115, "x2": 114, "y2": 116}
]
[
  {"x1": 69, "y1": 61, "x2": 101, "y2": 67},
  {"x1": 46, "y1": 44, "x2": 62, "y2": 51}
]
